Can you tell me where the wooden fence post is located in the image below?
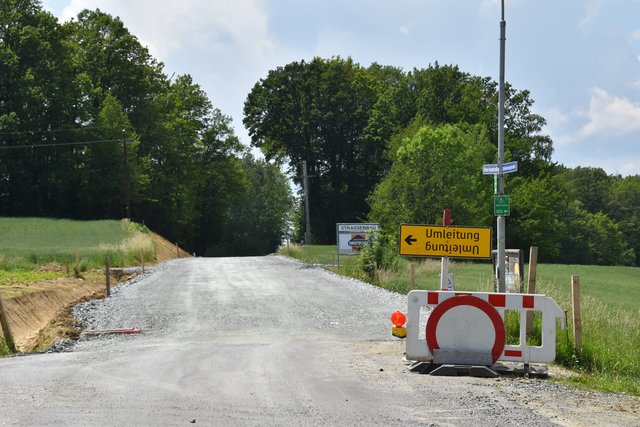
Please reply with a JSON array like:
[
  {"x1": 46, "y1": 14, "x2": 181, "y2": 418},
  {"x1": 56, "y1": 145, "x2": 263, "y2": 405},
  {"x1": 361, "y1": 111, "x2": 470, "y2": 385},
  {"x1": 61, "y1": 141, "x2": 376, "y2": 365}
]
[
  {"x1": 526, "y1": 246, "x2": 538, "y2": 335},
  {"x1": 571, "y1": 275, "x2": 582, "y2": 351},
  {"x1": 65, "y1": 255, "x2": 70, "y2": 276},
  {"x1": 0, "y1": 294, "x2": 16, "y2": 353},
  {"x1": 105, "y1": 256, "x2": 111, "y2": 298},
  {"x1": 140, "y1": 249, "x2": 145, "y2": 274}
]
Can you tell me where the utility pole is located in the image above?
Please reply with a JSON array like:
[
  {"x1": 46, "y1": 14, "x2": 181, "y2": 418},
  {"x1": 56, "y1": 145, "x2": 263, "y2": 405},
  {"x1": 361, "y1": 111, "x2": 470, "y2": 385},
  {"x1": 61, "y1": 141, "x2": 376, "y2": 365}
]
[
  {"x1": 122, "y1": 129, "x2": 131, "y2": 220},
  {"x1": 302, "y1": 160, "x2": 311, "y2": 245},
  {"x1": 497, "y1": 0, "x2": 507, "y2": 292}
]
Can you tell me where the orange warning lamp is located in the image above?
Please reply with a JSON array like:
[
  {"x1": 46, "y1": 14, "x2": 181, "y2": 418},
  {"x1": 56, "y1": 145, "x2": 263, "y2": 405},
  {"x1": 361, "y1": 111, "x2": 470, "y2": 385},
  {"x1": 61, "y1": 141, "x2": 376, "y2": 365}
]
[
  {"x1": 390, "y1": 310, "x2": 407, "y2": 338},
  {"x1": 391, "y1": 310, "x2": 407, "y2": 327}
]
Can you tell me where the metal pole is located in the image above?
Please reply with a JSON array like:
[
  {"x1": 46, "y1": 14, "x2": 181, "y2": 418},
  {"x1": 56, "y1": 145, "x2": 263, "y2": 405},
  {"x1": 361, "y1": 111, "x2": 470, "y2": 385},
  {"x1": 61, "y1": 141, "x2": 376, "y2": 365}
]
[
  {"x1": 440, "y1": 209, "x2": 451, "y2": 291},
  {"x1": 122, "y1": 130, "x2": 131, "y2": 220},
  {"x1": 302, "y1": 160, "x2": 311, "y2": 245},
  {"x1": 440, "y1": 256, "x2": 449, "y2": 291},
  {"x1": 525, "y1": 246, "x2": 539, "y2": 335},
  {"x1": 497, "y1": 0, "x2": 507, "y2": 293}
]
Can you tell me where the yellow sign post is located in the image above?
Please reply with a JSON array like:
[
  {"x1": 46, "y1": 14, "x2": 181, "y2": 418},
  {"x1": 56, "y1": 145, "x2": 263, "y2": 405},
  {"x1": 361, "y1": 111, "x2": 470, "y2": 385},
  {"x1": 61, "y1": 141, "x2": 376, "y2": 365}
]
[{"x1": 399, "y1": 224, "x2": 492, "y2": 259}]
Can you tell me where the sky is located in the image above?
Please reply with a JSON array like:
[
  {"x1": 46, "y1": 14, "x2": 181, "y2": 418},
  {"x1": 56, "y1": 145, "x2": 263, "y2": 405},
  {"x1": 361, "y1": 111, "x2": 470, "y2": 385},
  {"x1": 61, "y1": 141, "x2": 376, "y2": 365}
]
[{"x1": 40, "y1": 0, "x2": 640, "y2": 176}]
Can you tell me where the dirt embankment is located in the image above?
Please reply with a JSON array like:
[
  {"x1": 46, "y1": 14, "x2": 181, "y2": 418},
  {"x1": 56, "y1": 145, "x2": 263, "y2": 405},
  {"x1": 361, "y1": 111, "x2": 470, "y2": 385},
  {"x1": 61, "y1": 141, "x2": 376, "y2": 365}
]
[
  {"x1": 1, "y1": 232, "x2": 189, "y2": 352},
  {"x1": 149, "y1": 231, "x2": 192, "y2": 260}
]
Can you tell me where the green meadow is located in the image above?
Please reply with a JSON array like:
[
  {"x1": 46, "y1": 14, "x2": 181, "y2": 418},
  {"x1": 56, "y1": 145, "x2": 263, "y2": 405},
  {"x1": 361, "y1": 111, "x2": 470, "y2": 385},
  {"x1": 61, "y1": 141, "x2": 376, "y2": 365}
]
[
  {"x1": 279, "y1": 244, "x2": 640, "y2": 396},
  {"x1": 0, "y1": 217, "x2": 154, "y2": 270}
]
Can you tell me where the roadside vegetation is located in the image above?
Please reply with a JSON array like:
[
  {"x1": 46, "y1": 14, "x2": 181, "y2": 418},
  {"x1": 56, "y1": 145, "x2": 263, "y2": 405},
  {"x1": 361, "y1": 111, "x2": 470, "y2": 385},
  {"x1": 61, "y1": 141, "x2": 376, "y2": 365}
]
[{"x1": 278, "y1": 244, "x2": 640, "y2": 396}]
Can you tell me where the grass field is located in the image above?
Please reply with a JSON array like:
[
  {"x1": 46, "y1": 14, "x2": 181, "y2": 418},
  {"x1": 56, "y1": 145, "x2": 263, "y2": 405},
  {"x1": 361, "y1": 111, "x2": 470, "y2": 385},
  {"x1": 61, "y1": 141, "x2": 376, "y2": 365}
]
[
  {"x1": 0, "y1": 217, "x2": 154, "y2": 270},
  {"x1": 279, "y1": 244, "x2": 640, "y2": 396}
]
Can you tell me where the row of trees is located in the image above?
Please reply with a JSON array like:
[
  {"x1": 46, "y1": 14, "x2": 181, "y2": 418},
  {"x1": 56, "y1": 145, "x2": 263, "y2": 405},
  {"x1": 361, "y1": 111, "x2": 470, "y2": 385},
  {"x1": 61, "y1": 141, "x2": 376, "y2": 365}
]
[
  {"x1": 0, "y1": 1, "x2": 292, "y2": 255},
  {"x1": 244, "y1": 58, "x2": 640, "y2": 266}
]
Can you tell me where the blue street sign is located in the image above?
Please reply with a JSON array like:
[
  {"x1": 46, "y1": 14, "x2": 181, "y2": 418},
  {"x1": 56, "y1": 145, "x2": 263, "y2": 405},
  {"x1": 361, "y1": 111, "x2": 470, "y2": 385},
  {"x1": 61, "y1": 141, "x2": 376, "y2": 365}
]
[{"x1": 482, "y1": 161, "x2": 518, "y2": 175}]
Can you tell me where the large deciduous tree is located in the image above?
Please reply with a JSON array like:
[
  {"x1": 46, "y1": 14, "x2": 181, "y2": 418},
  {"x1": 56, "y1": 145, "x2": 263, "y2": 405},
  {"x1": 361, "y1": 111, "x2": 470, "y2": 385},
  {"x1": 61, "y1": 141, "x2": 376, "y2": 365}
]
[
  {"x1": 66, "y1": 9, "x2": 166, "y2": 125},
  {"x1": 244, "y1": 57, "x2": 381, "y2": 243}
]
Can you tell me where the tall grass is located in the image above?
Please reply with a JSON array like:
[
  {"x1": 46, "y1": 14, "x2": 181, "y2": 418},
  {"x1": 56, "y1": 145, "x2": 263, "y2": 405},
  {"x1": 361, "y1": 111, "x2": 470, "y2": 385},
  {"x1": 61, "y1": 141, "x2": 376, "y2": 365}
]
[
  {"x1": 0, "y1": 337, "x2": 8, "y2": 357},
  {"x1": 279, "y1": 244, "x2": 640, "y2": 395},
  {"x1": 536, "y1": 278, "x2": 640, "y2": 395},
  {"x1": 279, "y1": 244, "x2": 361, "y2": 270}
]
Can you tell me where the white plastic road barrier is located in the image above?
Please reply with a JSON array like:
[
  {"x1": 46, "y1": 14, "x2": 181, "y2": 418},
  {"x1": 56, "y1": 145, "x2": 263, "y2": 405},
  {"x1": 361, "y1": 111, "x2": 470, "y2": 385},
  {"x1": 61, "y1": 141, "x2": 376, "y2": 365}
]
[{"x1": 406, "y1": 290, "x2": 565, "y2": 365}]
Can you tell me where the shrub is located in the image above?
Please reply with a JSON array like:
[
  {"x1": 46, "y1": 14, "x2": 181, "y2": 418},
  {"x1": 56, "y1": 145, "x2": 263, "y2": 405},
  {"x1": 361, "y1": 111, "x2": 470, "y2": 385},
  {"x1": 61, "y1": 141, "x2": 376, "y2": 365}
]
[{"x1": 358, "y1": 235, "x2": 400, "y2": 281}]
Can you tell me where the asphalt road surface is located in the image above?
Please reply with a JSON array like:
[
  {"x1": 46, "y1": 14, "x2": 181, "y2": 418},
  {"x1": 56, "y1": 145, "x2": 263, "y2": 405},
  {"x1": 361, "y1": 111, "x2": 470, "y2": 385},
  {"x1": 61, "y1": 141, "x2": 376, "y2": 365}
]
[{"x1": 0, "y1": 257, "x2": 637, "y2": 426}]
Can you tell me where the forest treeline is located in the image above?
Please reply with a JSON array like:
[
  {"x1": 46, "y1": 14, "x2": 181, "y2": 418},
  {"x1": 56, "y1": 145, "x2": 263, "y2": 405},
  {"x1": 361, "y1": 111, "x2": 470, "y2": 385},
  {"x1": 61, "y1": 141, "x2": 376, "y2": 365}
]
[
  {"x1": 2, "y1": 1, "x2": 639, "y2": 264},
  {"x1": 0, "y1": 1, "x2": 292, "y2": 256}
]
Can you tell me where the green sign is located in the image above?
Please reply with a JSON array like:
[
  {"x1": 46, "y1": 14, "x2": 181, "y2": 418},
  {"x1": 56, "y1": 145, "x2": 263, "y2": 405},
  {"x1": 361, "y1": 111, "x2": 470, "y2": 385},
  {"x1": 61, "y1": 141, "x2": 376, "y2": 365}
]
[{"x1": 494, "y1": 195, "x2": 510, "y2": 216}]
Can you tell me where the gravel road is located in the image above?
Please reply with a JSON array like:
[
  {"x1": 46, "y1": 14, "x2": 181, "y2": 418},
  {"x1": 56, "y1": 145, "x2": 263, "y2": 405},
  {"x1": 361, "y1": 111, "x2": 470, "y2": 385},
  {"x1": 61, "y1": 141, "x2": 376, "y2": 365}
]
[{"x1": 0, "y1": 256, "x2": 637, "y2": 426}]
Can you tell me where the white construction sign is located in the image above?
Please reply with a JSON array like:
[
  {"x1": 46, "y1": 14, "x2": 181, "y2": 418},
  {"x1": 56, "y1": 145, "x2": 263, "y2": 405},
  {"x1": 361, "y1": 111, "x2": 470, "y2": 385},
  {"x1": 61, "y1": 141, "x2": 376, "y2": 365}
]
[{"x1": 337, "y1": 223, "x2": 380, "y2": 255}]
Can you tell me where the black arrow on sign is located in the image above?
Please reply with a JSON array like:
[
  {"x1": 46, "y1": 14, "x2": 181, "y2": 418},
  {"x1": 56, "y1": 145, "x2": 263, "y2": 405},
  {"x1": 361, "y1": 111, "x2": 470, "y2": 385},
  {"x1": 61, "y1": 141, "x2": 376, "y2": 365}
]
[{"x1": 404, "y1": 235, "x2": 417, "y2": 245}]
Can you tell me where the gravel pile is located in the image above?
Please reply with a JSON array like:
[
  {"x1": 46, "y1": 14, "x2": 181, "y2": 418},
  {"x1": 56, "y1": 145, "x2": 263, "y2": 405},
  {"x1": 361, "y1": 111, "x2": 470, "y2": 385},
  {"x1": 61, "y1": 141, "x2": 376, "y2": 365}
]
[{"x1": 44, "y1": 260, "x2": 180, "y2": 353}]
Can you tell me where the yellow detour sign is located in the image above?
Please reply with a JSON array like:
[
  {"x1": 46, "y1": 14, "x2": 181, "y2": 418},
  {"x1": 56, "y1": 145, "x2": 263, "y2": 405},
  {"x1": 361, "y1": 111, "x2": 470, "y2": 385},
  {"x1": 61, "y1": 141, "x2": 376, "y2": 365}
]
[{"x1": 399, "y1": 224, "x2": 492, "y2": 259}]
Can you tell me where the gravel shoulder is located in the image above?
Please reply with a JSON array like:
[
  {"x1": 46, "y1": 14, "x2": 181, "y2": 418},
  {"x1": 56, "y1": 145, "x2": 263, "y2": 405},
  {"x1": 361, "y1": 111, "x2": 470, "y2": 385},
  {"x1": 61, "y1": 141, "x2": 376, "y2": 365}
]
[{"x1": 0, "y1": 256, "x2": 638, "y2": 426}]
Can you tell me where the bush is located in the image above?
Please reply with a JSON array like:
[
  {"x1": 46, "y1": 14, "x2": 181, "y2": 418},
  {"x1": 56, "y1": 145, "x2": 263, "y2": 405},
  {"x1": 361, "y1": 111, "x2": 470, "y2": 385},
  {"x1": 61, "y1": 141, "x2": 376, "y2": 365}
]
[
  {"x1": 358, "y1": 235, "x2": 400, "y2": 281},
  {"x1": 0, "y1": 337, "x2": 9, "y2": 357}
]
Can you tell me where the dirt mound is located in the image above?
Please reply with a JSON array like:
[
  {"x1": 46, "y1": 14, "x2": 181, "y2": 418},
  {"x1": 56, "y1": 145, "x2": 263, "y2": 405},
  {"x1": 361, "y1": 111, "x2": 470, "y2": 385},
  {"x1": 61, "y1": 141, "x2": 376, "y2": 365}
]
[
  {"x1": 35, "y1": 262, "x2": 66, "y2": 273},
  {"x1": 4, "y1": 273, "x2": 105, "y2": 350},
  {"x1": 150, "y1": 231, "x2": 191, "y2": 261}
]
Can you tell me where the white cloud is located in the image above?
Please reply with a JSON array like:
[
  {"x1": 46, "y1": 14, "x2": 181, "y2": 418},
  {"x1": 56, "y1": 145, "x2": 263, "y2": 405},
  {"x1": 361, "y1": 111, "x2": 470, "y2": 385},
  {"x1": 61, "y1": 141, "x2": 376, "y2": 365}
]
[
  {"x1": 58, "y1": 0, "x2": 273, "y2": 61},
  {"x1": 578, "y1": 88, "x2": 640, "y2": 138}
]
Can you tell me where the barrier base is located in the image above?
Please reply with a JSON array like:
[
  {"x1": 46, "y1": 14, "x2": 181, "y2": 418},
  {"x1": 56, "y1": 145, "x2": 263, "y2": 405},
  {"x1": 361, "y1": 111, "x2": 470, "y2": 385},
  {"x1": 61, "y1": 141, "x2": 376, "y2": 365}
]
[
  {"x1": 493, "y1": 362, "x2": 549, "y2": 378},
  {"x1": 408, "y1": 361, "x2": 549, "y2": 378},
  {"x1": 408, "y1": 362, "x2": 498, "y2": 378},
  {"x1": 431, "y1": 365, "x2": 499, "y2": 378},
  {"x1": 432, "y1": 349, "x2": 493, "y2": 366}
]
